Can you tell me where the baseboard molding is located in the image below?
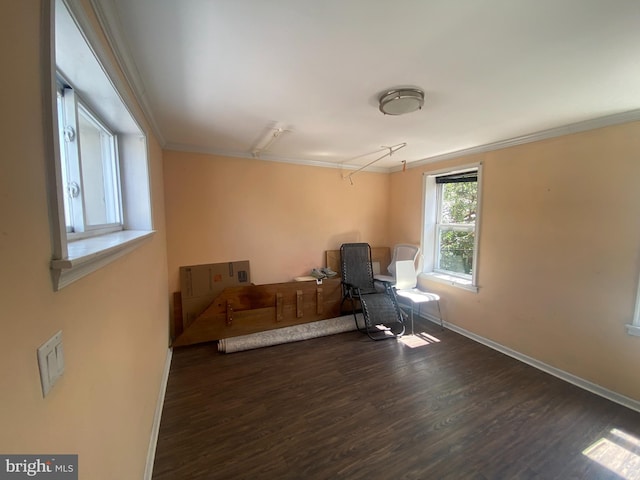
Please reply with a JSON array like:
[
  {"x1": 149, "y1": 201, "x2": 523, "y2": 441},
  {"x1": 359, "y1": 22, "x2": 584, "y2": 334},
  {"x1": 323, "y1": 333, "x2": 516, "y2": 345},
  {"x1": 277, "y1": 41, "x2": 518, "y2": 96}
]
[
  {"x1": 144, "y1": 347, "x2": 173, "y2": 480},
  {"x1": 417, "y1": 312, "x2": 640, "y2": 414}
]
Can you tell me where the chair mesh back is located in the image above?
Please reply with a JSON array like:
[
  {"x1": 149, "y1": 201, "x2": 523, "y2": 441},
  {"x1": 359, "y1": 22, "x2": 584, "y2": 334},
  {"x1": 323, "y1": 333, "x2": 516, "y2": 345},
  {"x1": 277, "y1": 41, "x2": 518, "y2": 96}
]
[{"x1": 340, "y1": 243, "x2": 375, "y2": 292}]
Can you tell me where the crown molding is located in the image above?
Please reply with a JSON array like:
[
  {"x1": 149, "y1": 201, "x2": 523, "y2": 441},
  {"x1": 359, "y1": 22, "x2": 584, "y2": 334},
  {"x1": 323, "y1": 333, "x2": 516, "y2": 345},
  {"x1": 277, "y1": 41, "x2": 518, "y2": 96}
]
[
  {"x1": 392, "y1": 109, "x2": 640, "y2": 173},
  {"x1": 89, "y1": 0, "x2": 166, "y2": 147},
  {"x1": 78, "y1": 1, "x2": 640, "y2": 175},
  {"x1": 169, "y1": 109, "x2": 640, "y2": 174},
  {"x1": 163, "y1": 143, "x2": 390, "y2": 173}
]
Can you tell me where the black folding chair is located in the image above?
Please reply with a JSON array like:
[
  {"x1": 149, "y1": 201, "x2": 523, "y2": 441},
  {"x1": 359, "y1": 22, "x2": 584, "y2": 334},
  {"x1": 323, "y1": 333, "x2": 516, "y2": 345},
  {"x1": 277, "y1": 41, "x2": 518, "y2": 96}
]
[{"x1": 340, "y1": 243, "x2": 405, "y2": 340}]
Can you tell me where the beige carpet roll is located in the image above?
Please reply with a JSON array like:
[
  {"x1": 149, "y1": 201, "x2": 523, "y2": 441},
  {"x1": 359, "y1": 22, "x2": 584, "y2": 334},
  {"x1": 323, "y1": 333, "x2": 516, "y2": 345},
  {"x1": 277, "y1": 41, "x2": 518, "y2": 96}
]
[{"x1": 218, "y1": 315, "x2": 357, "y2": 353}]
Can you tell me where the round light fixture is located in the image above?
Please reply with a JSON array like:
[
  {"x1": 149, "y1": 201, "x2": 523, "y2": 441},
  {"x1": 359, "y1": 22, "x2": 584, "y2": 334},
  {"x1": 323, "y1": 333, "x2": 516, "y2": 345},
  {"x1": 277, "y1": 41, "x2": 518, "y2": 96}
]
[{"x1": 379, "y1": 88, "x2": 425, "y2": 115}]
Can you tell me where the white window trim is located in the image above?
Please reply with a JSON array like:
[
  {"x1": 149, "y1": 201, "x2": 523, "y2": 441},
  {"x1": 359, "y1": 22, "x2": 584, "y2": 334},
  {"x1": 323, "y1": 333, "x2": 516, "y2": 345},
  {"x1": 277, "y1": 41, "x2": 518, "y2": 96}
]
[
  {"x1": 421, "y1": 163, "x2": 483, "y2": 293},
  {"x1": 421, "y1": 271, "x2": 479, "y2": 293},
  {"x1": 43, "y1": 0, "x2": 154, "y2": 291},
  {"x1": 628, "y1": 275, "x2": 640, "y2": 336},
  {"x1": 51, "y1": 230, "x2": 154, "y2": 290},
  {"x1": 60, "y1": 86, "x2": 124, "y2": 235}
]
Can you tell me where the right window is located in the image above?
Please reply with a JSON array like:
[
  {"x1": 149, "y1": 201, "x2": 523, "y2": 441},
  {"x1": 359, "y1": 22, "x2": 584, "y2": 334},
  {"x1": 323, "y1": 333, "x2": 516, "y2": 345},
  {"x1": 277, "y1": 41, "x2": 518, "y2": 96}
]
[
  {"x1": 423, "y1": 165, "x2": 482, "y2": 292},
  {"x1": 435, "y1": 171, "x2": 478, "y2": 277}
]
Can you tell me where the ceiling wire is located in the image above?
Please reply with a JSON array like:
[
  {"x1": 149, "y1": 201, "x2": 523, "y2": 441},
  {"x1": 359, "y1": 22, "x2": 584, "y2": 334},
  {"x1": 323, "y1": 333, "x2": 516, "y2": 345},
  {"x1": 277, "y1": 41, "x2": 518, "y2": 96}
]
[
  {"x1": 343, "y1": 143, "x2": 407, "y2": 185},
  {"x1": 340, "y1": 146, "x2": 394, "y2": 165}
]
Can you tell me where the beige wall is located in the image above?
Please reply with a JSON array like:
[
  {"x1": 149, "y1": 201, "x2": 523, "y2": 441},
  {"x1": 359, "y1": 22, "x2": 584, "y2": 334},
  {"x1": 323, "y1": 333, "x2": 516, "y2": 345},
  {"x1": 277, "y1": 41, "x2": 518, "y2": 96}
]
[
  {"x1": 163, "y1": 126, "x2": 640, "y2": 404},
  {"x1": 164, "y1": 151, "x2": 390, "y2": 291},
  {"x1": 0, "y1": 2, "x2": 169, "y2": 478},
  {"x1": 8, "y1": 1, "x2": 638, "y2": 476},
  {"x1": 390, "y1": 122, "x2": 640, "y2": 402}
]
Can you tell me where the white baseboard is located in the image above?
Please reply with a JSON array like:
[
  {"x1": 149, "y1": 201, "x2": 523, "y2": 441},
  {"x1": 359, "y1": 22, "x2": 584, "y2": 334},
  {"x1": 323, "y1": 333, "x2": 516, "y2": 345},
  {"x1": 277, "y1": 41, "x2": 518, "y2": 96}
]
[
  {"x1": 417, "y1": 312, "x2": 640, "y2": 414},
  {"x1": 144, "y1": 348, "x2": 173, "y2": 480}
]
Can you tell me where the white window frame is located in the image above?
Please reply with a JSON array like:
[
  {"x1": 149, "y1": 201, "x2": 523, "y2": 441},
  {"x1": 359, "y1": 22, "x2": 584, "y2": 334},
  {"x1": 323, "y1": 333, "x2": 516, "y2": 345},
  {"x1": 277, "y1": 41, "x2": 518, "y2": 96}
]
[
  {"x1": 58, "y1": 84, "x2": 124, "y2": 238},
  {"x1": 421, "y1": 163, "x2": 483, "y2": 292},
  {"x1": 43, "y1": 0, "x2": 154, "y2": 291}
]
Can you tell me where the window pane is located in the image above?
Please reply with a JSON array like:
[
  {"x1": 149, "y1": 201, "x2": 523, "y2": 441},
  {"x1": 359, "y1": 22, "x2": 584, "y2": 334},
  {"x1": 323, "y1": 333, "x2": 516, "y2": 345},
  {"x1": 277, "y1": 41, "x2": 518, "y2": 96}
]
[
  {"x1": 78, "y1": 109, "x2": 120, "y2": 226},
  {"x1": 438, "y1": 229, "x2": 474, "y2": 275},
  {"x1": 441, "y1": 181, "x2": 477, "y2": 224}
]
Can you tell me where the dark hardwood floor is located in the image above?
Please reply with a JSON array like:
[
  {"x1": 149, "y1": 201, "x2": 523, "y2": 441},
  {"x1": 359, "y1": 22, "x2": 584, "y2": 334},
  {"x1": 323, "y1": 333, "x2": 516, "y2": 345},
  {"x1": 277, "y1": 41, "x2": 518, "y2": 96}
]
[{"x1": 152, "y1": 320, "x2": 640, "y2": 479}]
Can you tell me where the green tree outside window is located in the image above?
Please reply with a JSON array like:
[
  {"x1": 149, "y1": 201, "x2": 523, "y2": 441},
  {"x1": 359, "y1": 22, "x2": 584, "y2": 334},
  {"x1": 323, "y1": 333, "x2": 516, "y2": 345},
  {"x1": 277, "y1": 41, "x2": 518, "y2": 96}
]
[{"x1": 438, "y1": 181, "x2": 477, "y2": 275}]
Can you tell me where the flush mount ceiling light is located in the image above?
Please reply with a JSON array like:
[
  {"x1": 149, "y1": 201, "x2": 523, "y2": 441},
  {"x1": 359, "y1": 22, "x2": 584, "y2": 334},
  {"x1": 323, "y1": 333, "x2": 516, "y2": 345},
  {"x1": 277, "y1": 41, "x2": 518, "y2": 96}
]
[{"x1": 379, "y1": 88, "x2": 425, "y2": 115}]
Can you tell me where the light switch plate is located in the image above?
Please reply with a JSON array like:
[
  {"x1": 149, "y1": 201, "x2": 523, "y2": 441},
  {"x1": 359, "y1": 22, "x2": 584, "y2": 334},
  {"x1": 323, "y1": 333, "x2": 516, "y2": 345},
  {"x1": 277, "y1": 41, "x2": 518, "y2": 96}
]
[{"x1": 37, "y1": 330, "x2": 64, "y2": 397}]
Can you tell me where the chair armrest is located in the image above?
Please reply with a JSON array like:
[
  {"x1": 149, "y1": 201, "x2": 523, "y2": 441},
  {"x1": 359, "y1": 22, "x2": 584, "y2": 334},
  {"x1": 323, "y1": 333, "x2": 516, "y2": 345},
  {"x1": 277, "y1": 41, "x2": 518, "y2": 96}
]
[
  {"x1": 341, "y1": 282, "x2": 361, "y2": 296},
  {"x1": 373, "y1": 274, "x2": 395, "y2": 284}
]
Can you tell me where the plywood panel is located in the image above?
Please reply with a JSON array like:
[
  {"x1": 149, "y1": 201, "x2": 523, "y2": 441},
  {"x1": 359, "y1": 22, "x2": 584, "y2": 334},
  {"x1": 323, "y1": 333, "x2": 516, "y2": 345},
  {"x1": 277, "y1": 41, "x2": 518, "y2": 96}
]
[{"x1": 172, "y1": 278, "x2": 343, "y2": 346}]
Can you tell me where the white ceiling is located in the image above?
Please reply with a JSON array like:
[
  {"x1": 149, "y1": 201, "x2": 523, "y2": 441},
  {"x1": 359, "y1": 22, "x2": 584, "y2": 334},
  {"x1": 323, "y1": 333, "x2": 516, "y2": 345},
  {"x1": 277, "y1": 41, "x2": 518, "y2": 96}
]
[{"x1": 94, "y1": 0, "x2": 640, "y2": 170}]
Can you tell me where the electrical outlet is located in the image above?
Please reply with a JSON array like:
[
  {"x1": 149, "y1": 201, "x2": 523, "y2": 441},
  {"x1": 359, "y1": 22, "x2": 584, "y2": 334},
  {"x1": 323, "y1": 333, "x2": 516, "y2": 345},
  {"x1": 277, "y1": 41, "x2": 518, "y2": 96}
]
[{"x1": 37, "y1": 331, "x2": 64, "y2": 397}]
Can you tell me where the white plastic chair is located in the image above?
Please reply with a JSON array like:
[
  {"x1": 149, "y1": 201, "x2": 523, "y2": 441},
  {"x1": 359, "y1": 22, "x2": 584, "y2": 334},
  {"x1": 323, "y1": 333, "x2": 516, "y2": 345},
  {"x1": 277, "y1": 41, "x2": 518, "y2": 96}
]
[
  {"x1": 393, "y1": 260, "x2": 443, "y2": 334},
  {"x1": 374, "y1": 244, "x2": 421, "y2": 284}
]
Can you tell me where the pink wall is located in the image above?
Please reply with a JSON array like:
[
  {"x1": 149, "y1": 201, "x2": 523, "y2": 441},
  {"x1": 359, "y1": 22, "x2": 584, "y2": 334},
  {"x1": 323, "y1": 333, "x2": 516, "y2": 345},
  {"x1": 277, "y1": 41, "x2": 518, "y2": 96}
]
[
  {"x1": 163, "y1": 151, "x2": 390, "y2": 290},
  {"x1": 163, "y1": 124, "x2": 640, "y2": 403},
  {"x1": 390, "y1": 122, "x2": 640, "y2": 402},
  {"x1": 5, "y1": 1, "x2": 637, "y2": 475},
  {"x1": 0, "y1": 2, "x2": 169, "y2": 478}
]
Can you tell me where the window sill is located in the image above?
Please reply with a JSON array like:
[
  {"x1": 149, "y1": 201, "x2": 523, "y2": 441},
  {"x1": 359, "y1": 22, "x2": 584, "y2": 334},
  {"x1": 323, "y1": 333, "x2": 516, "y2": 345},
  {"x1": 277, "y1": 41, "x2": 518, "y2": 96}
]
[
  {"x1": 626, "y1": 324, "x2": 640, "y2": 337},
  {"x1": 420, "y1": 272, "x2": 479, "y2": 293},
  {"x1": 50, "y1": 230, "x2": 155, "y2": 291}
]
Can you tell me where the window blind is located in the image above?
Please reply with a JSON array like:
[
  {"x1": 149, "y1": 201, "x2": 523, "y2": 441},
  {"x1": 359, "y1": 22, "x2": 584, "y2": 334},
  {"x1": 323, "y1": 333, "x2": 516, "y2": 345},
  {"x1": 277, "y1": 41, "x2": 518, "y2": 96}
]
[{"x1": 435, "y1": 170, "x2": 478, "y2": 184}]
